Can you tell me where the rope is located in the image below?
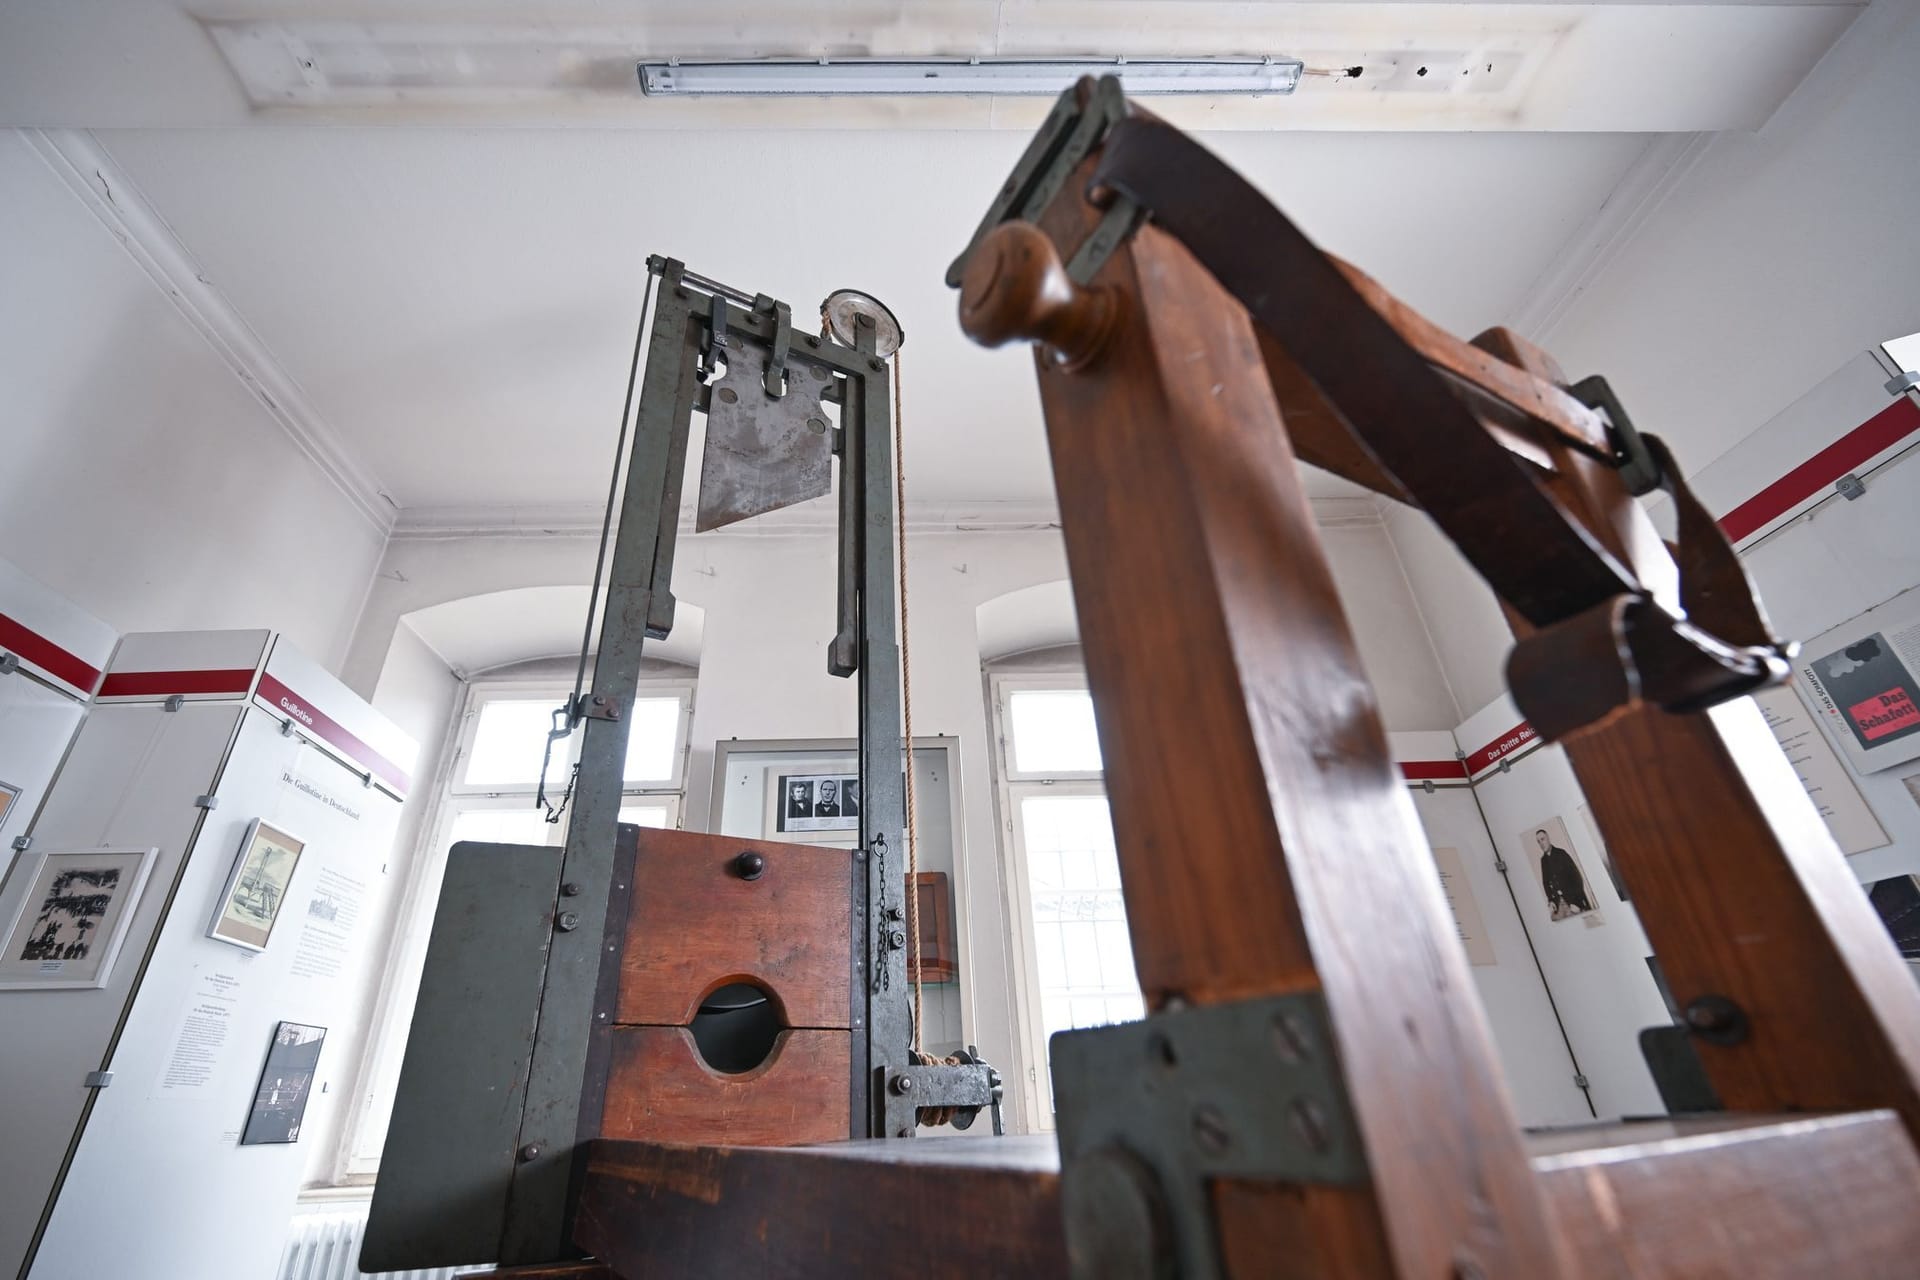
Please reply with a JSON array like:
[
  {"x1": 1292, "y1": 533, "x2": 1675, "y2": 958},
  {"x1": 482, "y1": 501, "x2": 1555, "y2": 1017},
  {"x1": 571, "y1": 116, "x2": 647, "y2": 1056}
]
[{"x1": 891, "y1": 346, "x2": 925, "y2": 1056}]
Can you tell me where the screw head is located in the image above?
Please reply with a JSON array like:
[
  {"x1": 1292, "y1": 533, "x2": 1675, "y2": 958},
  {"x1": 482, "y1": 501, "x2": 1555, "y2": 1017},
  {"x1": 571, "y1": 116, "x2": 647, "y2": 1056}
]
[
  {"x1": 1191, "y1": 1103, "x2": 1230, "y2": 1156},
  {"x1": 888, "y1": 929, "x2": 907, "y2": 948},
  {"x1": 1271, "y1": 1011, "x2": 1314, "y2": 1064},
  {"x1": 556, "y1": 911, "x2": 581, "y2": 932},
  {"x1": 519, "y1": 1143, "x2": 542, "y2": 1162},
  {"x1": 1288, "y1": 1097, "x2": 1332, "y2": 1154},
  {"x1": 561, "y1": 881, "x2": 581, "y2": 897},
  {"x1": 890, "y1": 1074, "x2": 915, "y2": 1095}
]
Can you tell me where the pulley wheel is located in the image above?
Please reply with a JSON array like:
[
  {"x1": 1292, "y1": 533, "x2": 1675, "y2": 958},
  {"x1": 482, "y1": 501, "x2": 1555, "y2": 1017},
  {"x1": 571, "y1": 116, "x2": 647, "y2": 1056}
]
[{"x1": 821, "y1": 288, "x2": 904, "y2": 357}]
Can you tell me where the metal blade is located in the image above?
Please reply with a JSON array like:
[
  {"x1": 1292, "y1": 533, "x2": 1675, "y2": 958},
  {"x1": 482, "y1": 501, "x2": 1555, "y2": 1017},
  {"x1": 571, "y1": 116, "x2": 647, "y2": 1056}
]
[{"x1": 695, "y1": 334, "x2": 836, "y2": 532}]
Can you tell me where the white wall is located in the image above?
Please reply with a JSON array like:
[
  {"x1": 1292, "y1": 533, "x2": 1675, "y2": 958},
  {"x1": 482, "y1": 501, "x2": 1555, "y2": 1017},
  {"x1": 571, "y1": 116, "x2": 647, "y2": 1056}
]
[
  {"x1": 1540, "y1": 0, "x2": 1919, "y2": 480},
  {"x1": 0, "y1": 129, "x2": 384, "y2": 672},
  {"x1": 297, "y1": 619, "x2": 460, "y2": 1186}
]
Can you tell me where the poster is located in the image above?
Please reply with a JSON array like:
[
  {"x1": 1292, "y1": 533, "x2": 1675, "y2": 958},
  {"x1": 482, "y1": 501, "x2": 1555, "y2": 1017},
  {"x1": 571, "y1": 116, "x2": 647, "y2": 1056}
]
[
  {"x1": 240, "y1": 1021, "x2": 326, "y2": 1145},
  {"x1": 1430, "y1": 846, "x2": 1496, "y2": 966},
  {"x1": 0, "y1": 847, "x2": 157, "y2": 989},
  {"x1": 1797, "y1": 597, "x2": 1920, "y2": 775},
  {"x1": 1752, "y1": 684, "x2": 1888, "y2": 854},
  {"x1": 770, "y1": 773, "x2": 860, "y2": 835},
  {"x1": 1519, "y1": 817, "x2": 1603, "y2": 927},
  {"x1": 0, "y1": 777, "x2": 19, "y2": 829},
  {"x1": 208, "y1": 819, "x2": 305, "y2": 951}
]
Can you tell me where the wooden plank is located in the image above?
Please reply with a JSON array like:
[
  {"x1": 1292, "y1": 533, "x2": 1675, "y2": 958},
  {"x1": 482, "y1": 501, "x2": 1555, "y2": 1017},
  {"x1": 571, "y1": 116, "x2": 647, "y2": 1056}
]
[
  {"x1": 1470, "y1": 332, "x2": 1920, "y2": 1143},
  {"x1": 574, "y1": 1114, "x2": 1920, "y2": 1278},
  {"x1": 616, "y1": 828, "x2": 849, "y2": 1029},
  {"x1": 1534, "y1": 1111, "x2": 1920, "y2": 1280},
  {"x1": 600, "y1": 1026, "x2": 850, "y2": 1147},
  {"x1": 573, "y1": 1138, "x2": 1067, "y2": 1279},
  {"x1": 960, "y1": 189, "x2": 1566, "y2": 1273}
]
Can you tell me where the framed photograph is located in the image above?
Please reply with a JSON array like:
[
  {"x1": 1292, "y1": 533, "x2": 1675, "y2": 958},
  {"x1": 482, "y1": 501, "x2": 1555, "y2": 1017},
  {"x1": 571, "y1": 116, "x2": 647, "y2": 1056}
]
[
  {"x1": 0, "y1": 846, "x2": 158, "y2": 990},
  {"x1": 1518, "y1": 816, "x2": 1604, "y2": 926},
  {"x1": 241, "y1": 1021, "x2": 326, "y2": 1145},
  {"x1": 764, "y1": 772, "x2": 861, "y2": 842},
  {"x1": 0, "y1": 777, "x2": 21, "y2": 830},
  {"x1": 208, "y1": 819, "x2": 305, "y2": 952}
]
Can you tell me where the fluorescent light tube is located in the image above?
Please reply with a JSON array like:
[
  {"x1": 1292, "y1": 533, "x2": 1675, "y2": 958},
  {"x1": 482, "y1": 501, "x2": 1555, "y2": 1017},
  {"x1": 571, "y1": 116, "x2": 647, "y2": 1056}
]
[{"x1": 637, "y1": 57, "x2": 1302, "y2": 98}]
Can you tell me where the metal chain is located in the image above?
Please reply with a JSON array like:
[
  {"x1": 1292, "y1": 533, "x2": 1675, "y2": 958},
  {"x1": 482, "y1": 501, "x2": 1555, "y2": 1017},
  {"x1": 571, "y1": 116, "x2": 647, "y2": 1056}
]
[{"x1": 892, "y1": 347, "x2": 925, "y2": 1055}]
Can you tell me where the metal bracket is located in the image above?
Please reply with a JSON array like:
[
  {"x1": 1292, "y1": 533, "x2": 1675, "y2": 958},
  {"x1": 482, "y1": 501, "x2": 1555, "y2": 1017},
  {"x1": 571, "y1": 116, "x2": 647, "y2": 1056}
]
[
  {"x1": 194, "y1": 794, "x2": 219, "y2": 811},
  {"x1": 164, "y1": 694, "x2": 185, "y2": 712},
  {"x1": 947, "y1": 77, "x2": 1133, "y2": 290},
  {"x1": 1053, "y1": 991, "x2": 1365, "y2": 1279},
  {"x1": 1835, "y1": 472, "x2": 1866, "y2": 501},
  {"x1": 571, "y1": 693, "x2": 622, "y2": 723},
  {"x1": 11, "y1": 835, "x2": 30, "y2": 853},
  {"x1": 84, "y1": 1070, "x2": 113, "y2": 1088},
  {"x1": 1886, "y1": 369, "x2": 1920, "y2": 397},
  {"x1": 281, "y1": 717, "x2": 298, "y2": 737},
  {"x1": 1572, "y1": 374, "x2": 1661, "y2": 497},
  {"x1": 704, "y1": 295, "x2": 730, "y2": 378},
  {"x1": 757, "y1": 293, "x2": 793, "y2": 397},
  {"x1": 0, "y1": 652, "x2": 19, "y2": 676}
]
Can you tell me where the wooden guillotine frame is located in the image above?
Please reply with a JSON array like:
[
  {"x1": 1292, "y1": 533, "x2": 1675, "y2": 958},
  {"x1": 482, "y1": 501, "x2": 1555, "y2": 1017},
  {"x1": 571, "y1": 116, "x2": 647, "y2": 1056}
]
[{"x1": 553, "y1": 79, "x2": 1920, "y2": 1278}]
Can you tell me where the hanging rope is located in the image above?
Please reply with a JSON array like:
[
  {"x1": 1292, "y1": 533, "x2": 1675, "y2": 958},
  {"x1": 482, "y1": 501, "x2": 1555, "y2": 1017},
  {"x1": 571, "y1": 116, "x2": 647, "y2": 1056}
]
[{"x1": 891, "y1": 346, "x2": 927, "y2": 1057}]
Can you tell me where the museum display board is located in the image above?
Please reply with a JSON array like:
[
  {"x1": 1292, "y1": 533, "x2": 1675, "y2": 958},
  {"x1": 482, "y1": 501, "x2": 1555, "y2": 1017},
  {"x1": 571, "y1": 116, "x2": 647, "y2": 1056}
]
[{"x1": 0, "y1": 630, "x2": 414, "y2": 1280}]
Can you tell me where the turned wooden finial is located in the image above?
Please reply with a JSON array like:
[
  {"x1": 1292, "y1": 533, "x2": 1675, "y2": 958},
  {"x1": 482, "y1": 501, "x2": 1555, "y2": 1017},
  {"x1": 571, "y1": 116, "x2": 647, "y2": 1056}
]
[{"x1": 957, "y1": 221, "x2": 1120, "y2": 369}]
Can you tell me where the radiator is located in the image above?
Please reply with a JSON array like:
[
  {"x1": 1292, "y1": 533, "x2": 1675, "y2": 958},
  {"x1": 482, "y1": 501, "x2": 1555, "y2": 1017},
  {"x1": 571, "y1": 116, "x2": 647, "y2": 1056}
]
[{"x1": 278, "y1": 1203, "x2": 486, "y2": 1280}]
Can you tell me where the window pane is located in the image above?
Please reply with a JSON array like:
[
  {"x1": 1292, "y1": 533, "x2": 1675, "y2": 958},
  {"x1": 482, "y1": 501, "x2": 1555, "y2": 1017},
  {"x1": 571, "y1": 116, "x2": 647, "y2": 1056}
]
[
  {"x1": 1019, "y1": 793, "x2": 1136, "y2": 1055},
  {"x1": 619, "y1": 803, "x2": 672, "y2": 829},
  {"x1": 447, "y1": 807, "x2": 557, "y2": 848},
  {"x1": 1008, "y1": 689, "x2": 1102, "y2": 774},
  {"x1": 464, "y1": 698, "x2": 568, "y2": 789},
  {"x1": 623, "y1": 696, "x2": 684, "y2": 784}
]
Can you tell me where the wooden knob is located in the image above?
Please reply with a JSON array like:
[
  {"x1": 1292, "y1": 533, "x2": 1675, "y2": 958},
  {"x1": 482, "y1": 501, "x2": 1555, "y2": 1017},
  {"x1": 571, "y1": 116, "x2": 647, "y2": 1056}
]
[{"x1": 958, "y1": 221, "x2": 1119, "y2": 369}]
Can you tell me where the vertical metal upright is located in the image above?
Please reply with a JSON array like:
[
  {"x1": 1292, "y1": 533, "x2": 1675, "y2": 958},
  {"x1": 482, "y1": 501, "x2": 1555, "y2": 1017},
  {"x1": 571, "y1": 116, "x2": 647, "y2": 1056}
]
[{"x1": 499, "y1": 265, "x2": 706, "y2": 1263}]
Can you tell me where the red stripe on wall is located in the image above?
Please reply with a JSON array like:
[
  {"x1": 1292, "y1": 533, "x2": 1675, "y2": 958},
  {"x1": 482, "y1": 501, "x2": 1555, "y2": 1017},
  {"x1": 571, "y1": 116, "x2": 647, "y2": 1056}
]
[
  {"x1": 0, "y1": 611, "x2": 102, "y2": 693},
  {"x1": 1465, "y1": 722, "x2": 1537, "y2": 775},
  {"x1": 1719, "y1": 396, "x2": 1920, "y2": 543},
  {"x1": 258, "y1": 671, "x2": 411, "y2": 795},
  {"x1": 1399, "y1": 759, "x2": 1469, "y2": 782},
  {"x1": 98, "y1": 668, "x2": 255, "y2": 698}
]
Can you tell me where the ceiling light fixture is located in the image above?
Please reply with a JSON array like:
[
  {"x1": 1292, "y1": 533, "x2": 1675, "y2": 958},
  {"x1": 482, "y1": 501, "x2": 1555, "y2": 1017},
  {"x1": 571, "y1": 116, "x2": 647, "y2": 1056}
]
[{"x1": 636, "y1": 57, "x2": 1302, "y2": 98}]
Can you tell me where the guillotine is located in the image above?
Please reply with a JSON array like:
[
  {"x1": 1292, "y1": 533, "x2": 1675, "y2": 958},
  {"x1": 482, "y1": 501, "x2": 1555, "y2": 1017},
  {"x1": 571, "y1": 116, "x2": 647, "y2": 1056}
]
[{"x1": 383, "y1": 78, "x2": 1920, "y2": 1279}]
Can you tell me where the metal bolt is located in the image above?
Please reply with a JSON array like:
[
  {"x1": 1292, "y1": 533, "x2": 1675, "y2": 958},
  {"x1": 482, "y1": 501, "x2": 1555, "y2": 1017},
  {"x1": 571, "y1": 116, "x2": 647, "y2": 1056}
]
[
  {"x1": 1288, "y1": 1097, "x2": 1332, "y2": 1154},
  {"x1": 1271, "y1": 1011, "x2": 1314, "y2": 1064},
  {"x1": 804, "y1": 334, "x2": 820, "y2": 347},
  {"x1": 888, "y1": 929, "x2": 907, "y2": 949},
  {"x1": 890, "y1": 1074, "x2": 915, "y2": 1095},
  {"x1": 561, "y1": 881, "x2": 581, "y2": 897},
  {"x1": 1191, "y1": 1104, "x2": 1230, "y2": 1156},
  {"x1": 885, "y1": 906, "x2": 903, "y2": 921},
  {"x1": 896, "y1": 1127, "x2": 913, "y2": 1138},
  {"x1": 869, "y1": 357, "x2": 884, "y2": 372},
  {"x1": 733, "y1": 851, "x2": 766, "y2": 881},
  {"x1": 519, "y1": 1143, "x2": 542, "y2": 1162},
  {"x1": 556, "y1": 911, "x2": 581, "y2": 932}
]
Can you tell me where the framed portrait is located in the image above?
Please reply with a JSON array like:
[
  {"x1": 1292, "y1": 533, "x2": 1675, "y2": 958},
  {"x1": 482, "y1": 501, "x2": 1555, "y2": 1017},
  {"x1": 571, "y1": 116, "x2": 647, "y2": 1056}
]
[
  {"x1": 241, "y1": 1021, "x2": 326, "y2": 1145},
  {"x1": 764, "y1": 772, "x2": 861, "y2": 842},
  {"x1": 1518, "y1": 816, "x2": 1604, "y2": 926},
  {"x1": 208, "y1": 819, "x2": 306, "y2": 952},
  {"x1": 907, "y1": 871, "x2": 958, "y2": 985},
  {"x1": 0, "y1": 846, "x2": 158, "y2": 990},
  {"x1": 0, "y1": 777, "x2": 21, "y2": 830}
]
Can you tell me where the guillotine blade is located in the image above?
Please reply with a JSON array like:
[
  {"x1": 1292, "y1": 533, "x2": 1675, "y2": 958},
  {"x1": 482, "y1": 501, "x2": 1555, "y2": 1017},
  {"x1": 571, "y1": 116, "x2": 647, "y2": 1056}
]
[{"x1": 695, "y1": 335, "x2": 837, "y2": 531}]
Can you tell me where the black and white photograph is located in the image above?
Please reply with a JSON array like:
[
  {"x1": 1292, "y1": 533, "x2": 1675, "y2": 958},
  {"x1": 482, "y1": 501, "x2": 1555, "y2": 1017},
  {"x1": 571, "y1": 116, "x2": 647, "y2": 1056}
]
[
  {"x1": 240, "y1": 1021, "x2": 326, "y2": 1145},
  {"x1": 1867, "y1": 874, "x2": 1920, "y2": 961},
  {"x1": 0, "y1": 847, "x2": 156, "y2": 990},
  {"x1": 773, "y1": 773, "x2": 860, "y2": 834},
  {"x1": 1520, "y1": 816, "x2": 1603, "y2": 925},
  {"x1": 208, "y1": 818, "x2": 306, "y2": 952}
]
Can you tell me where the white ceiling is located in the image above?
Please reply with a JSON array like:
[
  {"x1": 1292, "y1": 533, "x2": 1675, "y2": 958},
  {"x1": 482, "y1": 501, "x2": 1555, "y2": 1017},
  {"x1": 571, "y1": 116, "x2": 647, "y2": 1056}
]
[{"x1": 2, "y1": 1, "x2": 1865, "y2": 527}]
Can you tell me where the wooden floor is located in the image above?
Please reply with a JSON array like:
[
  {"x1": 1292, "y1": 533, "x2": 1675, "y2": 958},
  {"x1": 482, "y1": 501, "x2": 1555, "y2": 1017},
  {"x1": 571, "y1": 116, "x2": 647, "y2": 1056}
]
[{"x1": 572, "y1": 1111, "x2": 1920, "y2": 1278}]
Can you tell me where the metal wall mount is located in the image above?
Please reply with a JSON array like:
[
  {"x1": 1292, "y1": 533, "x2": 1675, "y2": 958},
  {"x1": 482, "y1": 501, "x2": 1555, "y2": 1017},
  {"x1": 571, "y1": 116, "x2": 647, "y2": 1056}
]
[{"x1": 1052, "y1": 992, "x2": 1366, "y2": 1280}]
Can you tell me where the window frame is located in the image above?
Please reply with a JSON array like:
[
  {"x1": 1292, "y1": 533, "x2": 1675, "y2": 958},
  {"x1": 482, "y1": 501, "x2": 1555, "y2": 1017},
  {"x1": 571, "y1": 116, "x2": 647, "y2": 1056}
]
[
  {"x1": 987, "y1": 669, "x2": 1131, "y2": 1128},
  {"x1": 332, "y1": 675, "x2": 692, "y2": 1182}
]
